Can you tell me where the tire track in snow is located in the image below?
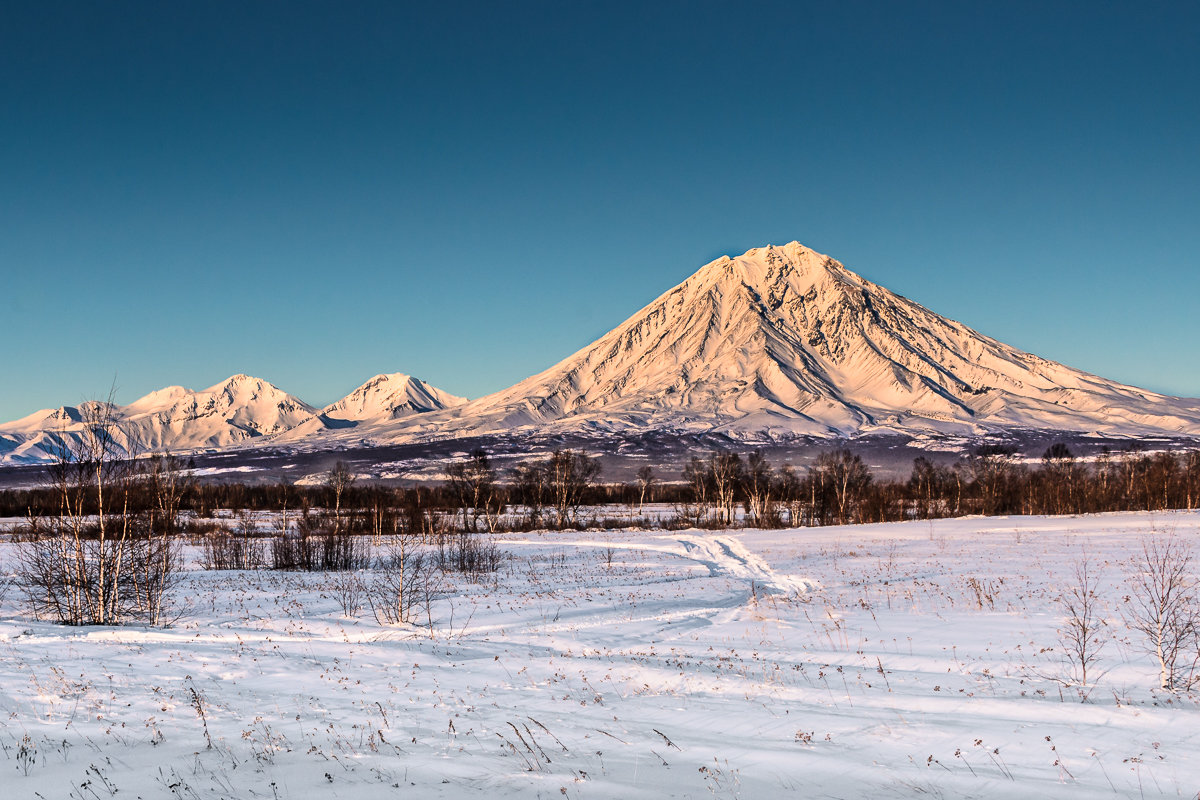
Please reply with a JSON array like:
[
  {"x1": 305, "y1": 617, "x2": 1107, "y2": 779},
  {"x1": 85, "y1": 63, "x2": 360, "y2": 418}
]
[{"x1": 672, "y1": 534, "x2": 816, "y2": 595}]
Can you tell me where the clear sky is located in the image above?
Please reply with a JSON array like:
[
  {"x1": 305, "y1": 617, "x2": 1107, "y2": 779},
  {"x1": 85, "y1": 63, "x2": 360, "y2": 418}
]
[{"x1": 2, "y1": 1, "x2": 1198, "y2": 421}]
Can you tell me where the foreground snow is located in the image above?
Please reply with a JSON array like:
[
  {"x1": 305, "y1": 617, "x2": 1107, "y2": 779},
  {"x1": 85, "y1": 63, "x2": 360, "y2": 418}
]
[{"x1": 2, "y1": 512, "x2": 1199, "y2": 798}]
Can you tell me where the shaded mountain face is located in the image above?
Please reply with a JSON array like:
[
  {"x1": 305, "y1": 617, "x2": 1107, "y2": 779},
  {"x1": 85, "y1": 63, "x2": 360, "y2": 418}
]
[{"x1": 372, "y1": 242, "x2": 1200, "y2": 442}]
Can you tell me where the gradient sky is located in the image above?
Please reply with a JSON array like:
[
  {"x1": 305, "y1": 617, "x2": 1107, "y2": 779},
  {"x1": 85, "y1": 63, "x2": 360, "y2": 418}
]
[{"x1": 2, "y1": 1, "x2": 1198, "y2": 421}]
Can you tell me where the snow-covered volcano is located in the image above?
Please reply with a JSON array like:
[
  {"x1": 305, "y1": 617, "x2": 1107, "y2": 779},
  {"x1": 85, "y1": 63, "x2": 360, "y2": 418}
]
[
  {"x1": 284, "y1": 373, "x2": 468, "y2": 437},
  {"x1": 321, "y1": 373, "x2": 467, "y2": 422},
  {"x1": 364, "y1": 241, "x2": 1200, "y2": 442}
]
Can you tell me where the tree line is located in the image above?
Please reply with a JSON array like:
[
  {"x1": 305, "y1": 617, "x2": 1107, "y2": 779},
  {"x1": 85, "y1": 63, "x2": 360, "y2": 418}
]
[{"x1": 5, "y1": 441, "x2": 1200, "y2": 534}]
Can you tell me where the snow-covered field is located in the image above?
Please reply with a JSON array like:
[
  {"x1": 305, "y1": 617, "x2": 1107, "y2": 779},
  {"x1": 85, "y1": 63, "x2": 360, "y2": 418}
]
[{"x1": 2, "y1": 513, "x2": 1199, "y2": 798}]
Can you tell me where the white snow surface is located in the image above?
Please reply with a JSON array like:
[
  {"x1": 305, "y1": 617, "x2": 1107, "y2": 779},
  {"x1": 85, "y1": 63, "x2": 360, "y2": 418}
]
[{"x1": 2, "y1": 512, "x2": 1200, "y2": 798}]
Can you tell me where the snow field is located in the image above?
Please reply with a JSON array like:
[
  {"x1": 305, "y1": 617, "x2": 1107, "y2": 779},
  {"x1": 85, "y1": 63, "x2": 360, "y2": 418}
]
[{"x1": 0, "y1": 512, "x2": 1199, "y2": 798}]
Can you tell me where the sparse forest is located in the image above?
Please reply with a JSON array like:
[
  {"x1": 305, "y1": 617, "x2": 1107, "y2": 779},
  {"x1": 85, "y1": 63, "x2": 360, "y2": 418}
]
[{"x1": 4, "y1": 443, "x2": 1199, "y2": 534}]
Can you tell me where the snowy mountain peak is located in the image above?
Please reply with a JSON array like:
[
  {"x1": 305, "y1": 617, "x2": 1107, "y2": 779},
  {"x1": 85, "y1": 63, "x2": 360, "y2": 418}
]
[
  {"x1": 204, "y1": 373, "x2": 271, "y2": 394},
  {"x1": 688, "y1": 242, "x2": 855, "y2": 302},
  {"x1": 126, "y1": 385, "x2": 191, "y2": 413},
  {"x1": 0, "y1": 369, "x2": 469, "y2": 463},
  {"x1": 318, "y1": 373, "x2": 467, "y2": 424}
]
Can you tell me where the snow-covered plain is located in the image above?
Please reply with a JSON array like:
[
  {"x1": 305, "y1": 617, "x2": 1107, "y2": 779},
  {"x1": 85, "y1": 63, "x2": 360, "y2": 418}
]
[{"x1": 2, "y1": 513, "x2": 1199, "y2": 798}]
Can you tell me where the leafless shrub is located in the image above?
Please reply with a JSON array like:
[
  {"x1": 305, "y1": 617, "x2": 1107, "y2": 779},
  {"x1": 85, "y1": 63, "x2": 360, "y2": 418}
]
[
  {"x1": 434, "y1": 532, "x2": 503, "y2": 579},
  {"x1": 368, "y1": 541, "x2": 435, "y2": 626},
  {"x1": 126, "y1": 524, "x2": 184, "y2": 625},
  {"x1": 269, "y1": 512, "x2": 369, "y2": 572},
  {"x1": 19, "y1": 513, "x2": 183, "y2": 626},
  {"x1": 329, "y1": 571, "x2": 365, "y2": 617},
  {"x1": 1055, "y1": 558, "x2": 1109, "y2": 693},
  {"x1": 201, "y1": 514, "x2": 265, "y2": 570},
  {"x1": 14, "y1": 397, "x2": 185, "y2": 626},
  {"x1": 1125, "y1": 533, "x2": 1200, "y2": 690}
]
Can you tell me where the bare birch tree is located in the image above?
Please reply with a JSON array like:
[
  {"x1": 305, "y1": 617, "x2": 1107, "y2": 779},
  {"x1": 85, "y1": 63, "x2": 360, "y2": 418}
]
[{"x1": 1125, "y1": 534, "x2": 1200, "y2": 690}]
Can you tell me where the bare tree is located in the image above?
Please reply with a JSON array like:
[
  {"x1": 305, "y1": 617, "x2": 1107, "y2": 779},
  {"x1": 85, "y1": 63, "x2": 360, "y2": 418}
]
[
  {"x1": 909, "y1": 457, "x2": 953, "y2": 520},
  {"x1": 743, "y1": 451, "x2": 774, "y2": 527},
  {"x1": 966, "y1": 443, "x2": 1021, "y2": 516},
  {"x1": 446, "y1": 449, "x2": 503, "y2": 532},
  {"x1": 708, "y1": 452, "x2": 744, "y2": 527},
  {"x1": 774, "y1": 464, "x2": 805, "y2": 527},
  {"x1": 325, "y1": 461, "x2": 356, "y2": 532},
  {"x1": 813, "y1": 449, "x2": 872, "y2": 525},
  {"x1": 636, "y1": 465, "x2": 655, "y2": 516},
  {"x1": 18, "y1": 393, "x2": 180, "y2": 626},
  {"x1": 368, "y1": 538, "x2": 434, "y2": 626},
  {"x1": 1040, "y1": 443, "x2": 1084, "y2": 515},
  {"x1": 677, "y1": 456, "x2": 712, "y2": 526},
  {"x1": 1056, "y1": 558, "x2": 1109, "y2": 693},
  {"x1": 1185, "y1": 451, "x2": 1200, "y2": 510},
  {"x1": 545, "y1": 449, "x2": 601, "y2": 530},
  {"x1": 512, "y1": 462, "x2": 548, "y2": 528},
  {"x1": 1125, "y1": 533, "x2": 1200, "y2": 691}
]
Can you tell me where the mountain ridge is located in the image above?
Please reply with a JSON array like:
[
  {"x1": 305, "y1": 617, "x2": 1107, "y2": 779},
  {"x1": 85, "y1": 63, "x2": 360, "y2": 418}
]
[
  {"x1": 3, "y1": 241, "x2": 1198, "y2": 464},
  {"x1": 0, "y1": 372, "x2": 463, "y2": 464}
]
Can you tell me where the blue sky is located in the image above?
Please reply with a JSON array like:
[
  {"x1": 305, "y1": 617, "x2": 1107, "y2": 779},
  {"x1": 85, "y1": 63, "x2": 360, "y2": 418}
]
[{"x1": 2, "y1": 1, "x2": 1198, "y2": 420}]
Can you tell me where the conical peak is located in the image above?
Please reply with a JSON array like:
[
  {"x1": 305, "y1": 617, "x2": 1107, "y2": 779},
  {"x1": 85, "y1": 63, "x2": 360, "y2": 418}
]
[
  {"x1": 691, "y1": 241, "x2": 854, "y2": 299},
  {"x1": 355, "y1": 373, "x2": 415, "y2": 394},
  {"x1": 203, "y1": 374, "x2": 280, "y2": 395}
]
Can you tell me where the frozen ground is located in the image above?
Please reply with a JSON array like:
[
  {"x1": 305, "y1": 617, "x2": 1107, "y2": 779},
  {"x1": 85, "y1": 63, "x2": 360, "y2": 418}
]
[{"x1": 2, "y1": 512, "x2": 1199, "y2": 798}]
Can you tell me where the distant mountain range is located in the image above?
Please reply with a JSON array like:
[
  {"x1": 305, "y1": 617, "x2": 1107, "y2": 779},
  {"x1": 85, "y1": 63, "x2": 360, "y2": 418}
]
[
  {"x1": 4, "y1": 242, "x2": 1199, "y2": 465},
  {"x1": 0, "y1": 373, "x2": 463, "y2": 464}
]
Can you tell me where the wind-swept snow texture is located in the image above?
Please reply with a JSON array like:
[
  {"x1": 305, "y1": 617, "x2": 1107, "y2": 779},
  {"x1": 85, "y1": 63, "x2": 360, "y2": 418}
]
[
  {"x1": 2, "y1": 512, "x2": 1200, "y2": 798},
  {"x1": 376, "y1": 241, "x2": 1200, "y2": 443}
]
